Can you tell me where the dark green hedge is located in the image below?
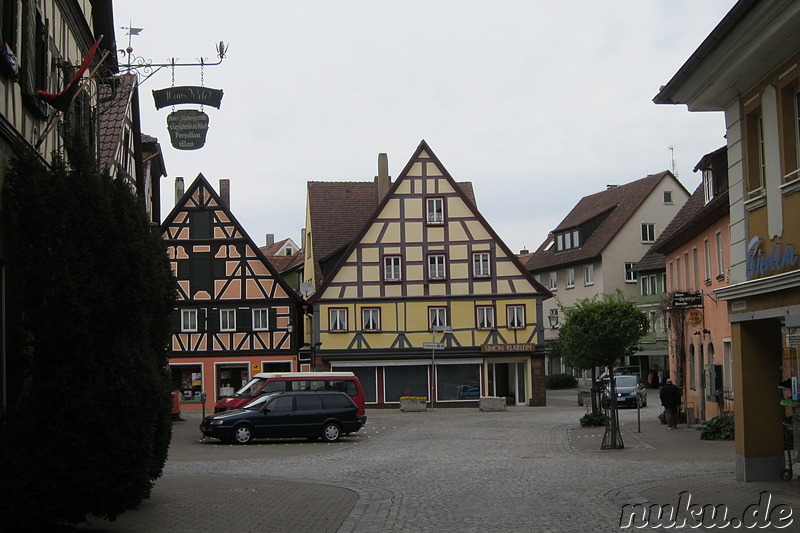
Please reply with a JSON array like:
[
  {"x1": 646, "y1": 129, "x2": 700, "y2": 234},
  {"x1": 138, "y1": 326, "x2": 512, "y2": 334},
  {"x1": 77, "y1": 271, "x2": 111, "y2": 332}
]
[
  {"x1": 0, "y1": 142, "x2": 177, "y2": 528},
  {"x1": 546, "y1": 373, "x2": 579, "y2": 389}
]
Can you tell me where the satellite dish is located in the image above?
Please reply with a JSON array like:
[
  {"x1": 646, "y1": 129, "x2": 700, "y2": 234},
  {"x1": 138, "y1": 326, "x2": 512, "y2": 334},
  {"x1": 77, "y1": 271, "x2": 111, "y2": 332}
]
[{"x1": 299, "y1": 281, "x2": 313, "y2": 298}]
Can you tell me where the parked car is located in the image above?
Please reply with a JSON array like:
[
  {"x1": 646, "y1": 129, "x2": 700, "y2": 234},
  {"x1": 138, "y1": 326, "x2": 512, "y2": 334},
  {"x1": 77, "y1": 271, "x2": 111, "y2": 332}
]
[
  {"x1": 601, "y1": 375, "x2": 647, "y2": 409},
  {"x1": 578, "y1": 366, "x2": 639, "y2": 405},
  {"x1": 200, "y1": 391, "x2": 365, "y2": 444}
]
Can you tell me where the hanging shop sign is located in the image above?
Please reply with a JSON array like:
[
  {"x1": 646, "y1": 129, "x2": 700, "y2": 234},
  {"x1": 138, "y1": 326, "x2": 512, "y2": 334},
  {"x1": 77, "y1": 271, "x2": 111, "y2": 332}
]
[
  {"x1": 671, "y1": 291, "x2": 703, "y2": 308},
  {"x1": 167, "y1": 110, "x2": 209, "y2": 150},
  {"x1": 746, "y1": 236, "x2": 799, "y2": 279},
  {"x1": 152, "y1": 86, "x2": 223, "y2": 109}
]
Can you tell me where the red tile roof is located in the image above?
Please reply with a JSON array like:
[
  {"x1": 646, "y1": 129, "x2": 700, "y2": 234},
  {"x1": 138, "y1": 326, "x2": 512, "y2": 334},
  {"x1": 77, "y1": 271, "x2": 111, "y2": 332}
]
[{"x1": 97, "y1": 73, "x2": 135, "y2": 176}]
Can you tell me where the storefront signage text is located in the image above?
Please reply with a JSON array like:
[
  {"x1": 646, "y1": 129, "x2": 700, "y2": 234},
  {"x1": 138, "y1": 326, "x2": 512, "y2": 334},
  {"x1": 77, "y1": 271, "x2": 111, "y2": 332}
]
[
  {"x1": 153, "y1": 86, "x2": 224, "y2": 109},
  {"x1": 672, "y1": 292, "x2": 702, "y2": 308},
  {"x1": 746, "y1": 236, "x2": 798, "y2": 279},
  {"x1": 481, "y1": 343, "x2": 535, "y2": 353},
  {"x1": 167, "y1": 110, "x2": 209, "y2": 150}
]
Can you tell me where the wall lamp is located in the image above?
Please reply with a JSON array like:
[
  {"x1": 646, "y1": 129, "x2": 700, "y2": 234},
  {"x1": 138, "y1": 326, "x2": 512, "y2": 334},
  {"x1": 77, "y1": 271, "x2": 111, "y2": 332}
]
[{"x1": 548, "y1": 314, "x2": 560, "y2": 329}]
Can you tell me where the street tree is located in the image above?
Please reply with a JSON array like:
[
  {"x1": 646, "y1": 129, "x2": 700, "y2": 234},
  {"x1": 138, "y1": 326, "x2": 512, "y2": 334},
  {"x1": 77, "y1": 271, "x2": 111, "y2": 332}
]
[
  {"x1": 558, "y1": 291, "x2": 648, "y2": 447},
  {"x1": 0, "y1": 140, "x2": 177, "y2": 528}
]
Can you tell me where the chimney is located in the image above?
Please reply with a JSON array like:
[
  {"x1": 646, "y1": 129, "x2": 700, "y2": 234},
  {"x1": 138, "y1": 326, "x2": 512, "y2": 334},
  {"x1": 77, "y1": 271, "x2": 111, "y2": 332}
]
[
  {"x1": 266, "y1": 233, "x2": 275, "y2": 248},
  {"x1": 374, "y1": 153, "x2": 391, "y2": 203},
  {"x1": 219, "y1": 179, "x2": 230, "y2": 207},
  {"x1": 606, "y1": 184, "x2": 618, "y2": 190},
  {"x1": 520, "y1": 248, "x2": 529, "y2": 255},
  {"x1": 175, "y1": 177, "x2": 184, "y2": 205}
]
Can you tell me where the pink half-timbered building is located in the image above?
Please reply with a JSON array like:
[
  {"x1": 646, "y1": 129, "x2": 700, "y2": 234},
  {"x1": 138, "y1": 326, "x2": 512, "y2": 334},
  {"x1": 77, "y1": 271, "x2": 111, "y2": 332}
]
[{"x1": 161, "y1": 175, "x2": 305, "y2": 412}]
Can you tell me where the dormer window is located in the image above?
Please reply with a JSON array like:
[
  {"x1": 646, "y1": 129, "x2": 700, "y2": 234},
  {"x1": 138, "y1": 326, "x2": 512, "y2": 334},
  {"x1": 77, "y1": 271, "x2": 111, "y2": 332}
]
[
  {"x1": 426, "y1": 197, "x2": 445, "y2": 224},
  {"x1": 703, "y1": 169, "x2": 714, "y2": 204},
  {"x1": 555, "y1": 229, "x2": 580, "y2": 252}
]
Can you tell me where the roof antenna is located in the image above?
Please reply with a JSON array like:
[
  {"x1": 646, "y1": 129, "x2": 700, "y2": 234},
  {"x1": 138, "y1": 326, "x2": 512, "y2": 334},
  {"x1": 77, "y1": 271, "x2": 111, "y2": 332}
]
[{"x1": 669, "y1": 146, "x2": 679, "y2": 178}]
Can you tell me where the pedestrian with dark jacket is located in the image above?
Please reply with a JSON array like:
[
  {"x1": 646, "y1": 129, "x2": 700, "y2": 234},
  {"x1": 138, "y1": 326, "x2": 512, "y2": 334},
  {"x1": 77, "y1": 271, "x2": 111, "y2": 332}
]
[{"x1": 659, "y1": 379, "x2": 681, "y2": 429}]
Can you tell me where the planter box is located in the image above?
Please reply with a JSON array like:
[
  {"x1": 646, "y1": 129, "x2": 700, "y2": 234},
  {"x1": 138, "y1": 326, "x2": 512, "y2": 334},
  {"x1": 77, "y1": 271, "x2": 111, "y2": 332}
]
[
  {"x1": 479, "y1": 397, "x2": 506, "y2": 412},
  {"x1": 400, "y1": 398, "x2": 427, "y2": 412}
]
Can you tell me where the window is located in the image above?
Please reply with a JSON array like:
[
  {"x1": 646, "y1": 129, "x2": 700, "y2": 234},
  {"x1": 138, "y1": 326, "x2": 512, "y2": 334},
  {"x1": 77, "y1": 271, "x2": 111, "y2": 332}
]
[
  {"x1": 675, "y1": 256, "x2": 682, "y2": 289},
  {"x1": 548, "y1": 271, "x2": 558, "y2": 290},
  {"x1": 703, "y1": 170, "x2": 714, "y2": 204},
  {"x1": 426, "y1": 197, "x2": 444, "y2": 224},
  {"x1": 704, "y1": 239, "x2": 712, "y2": 282},
  {"x1": 476, "y1": 306, "x2": 495, "y2": 330},
  {"x1": 507, "y1": 305, "x2": 525, "y2": 329},
  {"x1": 584, "y1": 264, "x2": 594, "y2": 285},
  {"x1": 384, "y1": 255, "x2": 402, "y2": 281},
  {"x1": 329, "y1": 308, "x2": 348, "y2": 332},
  {"x1": 362, "y1": 308, "x2": 380, "y2": 332},
  {"x1": 555, "y1": 229, "x2": 580, "y2": 251},
  {"x1": 252, "y1": 308, "x2": 270, "y2": 331},
  {"x1": 428, "y1": 254, "x2": 446, "y2": 279},
  {"x1": 565, "y1": 268, "x2": 575, "y2": 288},
  {"x1": 684, "y1": 252, "x2": 690, "y2": 291},
  {"x1": 692, "y1": 248, "x2": 699, "y2": 291},
  {"x1": 2, "y1": 0, "x2": 18, "y2": 61},
  {"x1": 472, "y1": 252, "x2": 491, "y2": 277},
  {"x1": 624, "y1": 262, "x2": 637, "y2": 283},
  {"x1": 429, "y1": 307, "x2": 447, "y2": 329},
  {"x1": 641, "y1": 223, "x2": 655, "y2": 243},
  {"x1": 716, "y1": 231, "x2": 725, "y2": 278},
  {"x1": 220, "y1": 309, "x2": 236, "y2": 331},
  {"x1": 668, "y1": 261, "x2": 674, "y2": 292},
  {"x1": 663, "y1": 191, "x2": 673, "y2": 204},
  {"x1": 745, "y1": 110, "x2": 766, "y2": 196},
  {"x1": 640, "y1": 274, "x2": 657, "y2": 295},
  {"x1": 181, "y1": 309, "x2": 198, "y2": 332}
]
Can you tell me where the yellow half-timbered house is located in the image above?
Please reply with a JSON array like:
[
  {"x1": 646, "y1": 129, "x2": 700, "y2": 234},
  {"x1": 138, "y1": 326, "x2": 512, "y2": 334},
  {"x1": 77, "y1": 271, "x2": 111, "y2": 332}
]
[
  {"x1": 162, "y1": 175, "x2": 305, "y2": 413},
  {"x1": 307, "y1": 141, "x2": 551, "y2": 407}
]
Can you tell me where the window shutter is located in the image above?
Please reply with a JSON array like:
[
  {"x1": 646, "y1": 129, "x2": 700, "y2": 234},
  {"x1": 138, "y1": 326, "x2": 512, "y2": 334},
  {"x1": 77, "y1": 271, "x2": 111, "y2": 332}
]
[
  {"x1": 199, "y1": 308, "x2": 208, "y2": 332},
  {"x1": 171, "y1": 309, "x2": 181, "y2": 332},
  {"x1": 177, "y1": 260, "x2": 189, "y2": 279},
  {"x1": 237, "y1": 308, "x2": 252, "y2": 331},
  {"x1": 207, "y1": 309, "x2": 219, "y2": 332},
  {"x1": 268, "y1": 308, "x2": 277, "y2": 331}
]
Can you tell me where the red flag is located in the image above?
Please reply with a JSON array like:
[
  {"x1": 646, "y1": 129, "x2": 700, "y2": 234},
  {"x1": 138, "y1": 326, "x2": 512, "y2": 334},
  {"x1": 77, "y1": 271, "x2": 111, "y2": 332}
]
[{"x1": 37, "y1": 36, "x2": 103, "y2": 112}]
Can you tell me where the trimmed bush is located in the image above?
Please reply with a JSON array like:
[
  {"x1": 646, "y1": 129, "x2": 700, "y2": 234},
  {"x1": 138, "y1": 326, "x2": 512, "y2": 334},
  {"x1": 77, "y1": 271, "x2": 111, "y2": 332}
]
[
  {"x1": 546, "y1": 373, "x2": 579, "y2": 389},
  {"x1": 0, "y1": 142, "x2": 176, "y2": 528},
  {"x1": 580, "y1": 412, "x2": 608, "y2": 427}
]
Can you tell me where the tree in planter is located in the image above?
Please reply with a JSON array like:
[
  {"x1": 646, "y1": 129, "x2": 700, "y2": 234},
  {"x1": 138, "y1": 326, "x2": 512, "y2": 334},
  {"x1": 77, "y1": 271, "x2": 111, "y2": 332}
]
[
  {"x1": 558, "y1": 291, "x2": 648, "y2": 449},
  {"x1": 0, "y1": 140, "x2": 177, "y2": 528}
]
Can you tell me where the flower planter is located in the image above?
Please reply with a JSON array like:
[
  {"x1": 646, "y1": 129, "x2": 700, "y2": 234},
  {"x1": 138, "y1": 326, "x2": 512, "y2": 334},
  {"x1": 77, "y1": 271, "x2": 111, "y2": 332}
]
[
  {"x1": 399, "y1": 398, "x2": 427, "y2": 412},
  {"x1": 479, "y1": 396, "x2": 506, "y2": 412}
]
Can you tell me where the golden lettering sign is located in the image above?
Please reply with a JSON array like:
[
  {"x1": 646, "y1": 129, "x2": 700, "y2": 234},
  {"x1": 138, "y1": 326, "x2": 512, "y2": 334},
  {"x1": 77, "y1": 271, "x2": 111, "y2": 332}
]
[{"x1": 480, "y1": 343, "x2": 535, "y2": 353}]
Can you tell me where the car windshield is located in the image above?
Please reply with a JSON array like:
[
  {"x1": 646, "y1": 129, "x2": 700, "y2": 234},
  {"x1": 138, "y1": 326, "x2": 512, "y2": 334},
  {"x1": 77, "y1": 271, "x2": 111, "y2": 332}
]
[
  {"x1": 242, "y1": 394, "x2": 272, "y2": 410},
  {"x1": 235, "y1": 378, "x2": 266, "y2": 397},
  {"x1": 615, "y1": 376, "x2": 638, "y2": 387}
]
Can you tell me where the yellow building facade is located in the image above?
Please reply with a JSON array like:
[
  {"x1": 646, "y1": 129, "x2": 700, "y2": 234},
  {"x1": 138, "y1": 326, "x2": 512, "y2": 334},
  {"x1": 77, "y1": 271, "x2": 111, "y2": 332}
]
[{"x1": 307, "y1": 141, "x2": 551, "y2": 407}]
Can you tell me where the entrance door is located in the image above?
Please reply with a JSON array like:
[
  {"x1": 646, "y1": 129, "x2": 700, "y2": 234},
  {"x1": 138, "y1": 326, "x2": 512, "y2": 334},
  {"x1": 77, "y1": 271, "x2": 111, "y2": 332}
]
[{"x1": 488, "y1": 362, "x2": 527, "y2": 406}]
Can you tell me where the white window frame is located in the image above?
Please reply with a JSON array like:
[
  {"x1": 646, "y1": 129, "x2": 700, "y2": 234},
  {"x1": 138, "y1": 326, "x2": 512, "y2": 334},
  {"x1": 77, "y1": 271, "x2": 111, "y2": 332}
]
[
  {"x1": 181, "y1": 309, "x2": 198, "y2": 332},
  {"x1": 704, "y1": 238, "x2": 712, "y2": 282},
  {"x1": 252, "y1": 308, "x2": 269, "y2": 331},
  {"x1": 507, "y1": 305, "x2": 525, "y2": 329},
  {"x1": 384, "y1": 256, "x2": 402, "y2": 281},
  {"x1": 476, "y1": 306, "x2": 495, "y2": 330},
  {"x1": 641, "y1": 223, "x2": 656, "y2": 243},
  {"x1": 329, "y1": 308, "x2": 348, "y2": 332},
  {"x1": 362, "y1": 308, "x2": 380, "y2": 332},
  {"x1": 715, "y1": 231, "x2": 725, "y2": 278},
  {"x1": 472, "y1": 252, "x2": 491, "y2": 277},
  {"x1": 428, "y1": 254, "x2": 446, "y2": 280},
  {"x1": 624, "y1": 262, "x2": 637, "y2": 283},
  {"x1": 426, "y1": 197, "x2": 445, "y2": 224},
  {"x1": 584, "y1": 264, "x2": 594, "y2": 285},
  {"x1": 220, "y1": 309, "x2": 236, "y2": 332},
  {"x1": 429, "y1": 307, "x2": 447, "y2": 330},
  {"x1": 549, "y1": 271, "x2": 557, "y2": 291},
  {"x1": 565, "y1": 268, "x2": 575, "y2": 288}
]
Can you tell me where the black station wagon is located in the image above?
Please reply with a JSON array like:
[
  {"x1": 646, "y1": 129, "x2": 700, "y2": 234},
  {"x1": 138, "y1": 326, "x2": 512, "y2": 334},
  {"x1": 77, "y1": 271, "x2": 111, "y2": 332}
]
[{"x1": 200, "y1": 391, "x2": 364, "y2": 444}]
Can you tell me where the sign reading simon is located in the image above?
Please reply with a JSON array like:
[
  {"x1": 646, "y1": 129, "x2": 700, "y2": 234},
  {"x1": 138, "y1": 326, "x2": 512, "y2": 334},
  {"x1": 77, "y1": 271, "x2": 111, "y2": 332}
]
[
  {"x1": 167, "y1": 110, "x2": 209, "y2": 150},
  {"x1": 153, "y1": 86, "x2": 223, "y2": 109},
  {"x1": 481, "y1": 343, "x2": 535, "y2": 353},
  {"x1": 671, "y1": 291, "x2": 703, "y2": 308}
]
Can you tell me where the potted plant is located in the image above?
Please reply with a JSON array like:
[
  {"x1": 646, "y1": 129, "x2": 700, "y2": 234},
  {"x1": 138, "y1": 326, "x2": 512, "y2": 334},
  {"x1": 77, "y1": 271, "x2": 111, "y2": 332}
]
[{"x1": 399, "y1": 396, "x2": 428, "y2": 412}]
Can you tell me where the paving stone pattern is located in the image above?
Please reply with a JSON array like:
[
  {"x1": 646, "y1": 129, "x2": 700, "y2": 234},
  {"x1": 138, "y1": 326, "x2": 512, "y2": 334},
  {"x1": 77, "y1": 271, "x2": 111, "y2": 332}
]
[{"x1": 77, "y1": 391, "x2": 800, "y2": 532}]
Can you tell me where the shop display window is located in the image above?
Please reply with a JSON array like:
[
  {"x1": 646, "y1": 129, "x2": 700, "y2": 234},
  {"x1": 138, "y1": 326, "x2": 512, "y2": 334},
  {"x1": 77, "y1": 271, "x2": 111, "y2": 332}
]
[
  {"x1": 171, "y1": 364, "x2": 203, "y2": 402},
  {"x1": 216, "y1": 364, "x2": 249, "y2": 399},
  {"x1": 384, "y1": 365, "x2": 428, "y2": 402}
]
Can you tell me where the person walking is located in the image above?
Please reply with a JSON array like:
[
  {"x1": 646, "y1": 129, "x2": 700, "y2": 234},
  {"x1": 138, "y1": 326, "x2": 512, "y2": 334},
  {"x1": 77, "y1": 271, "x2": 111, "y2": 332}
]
[{"x1": 660, "y1": 379, "x2": 682, "y2": 429}]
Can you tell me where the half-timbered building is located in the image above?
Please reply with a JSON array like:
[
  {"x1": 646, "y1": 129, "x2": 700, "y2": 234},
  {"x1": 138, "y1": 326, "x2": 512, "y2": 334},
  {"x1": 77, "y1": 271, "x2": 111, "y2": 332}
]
[
  {"x1": 162, "y1": 174, "x2": 305, "y2": 412},
  {"x1": 306, "y1": 141, "x2": 552, "y2": 407}
]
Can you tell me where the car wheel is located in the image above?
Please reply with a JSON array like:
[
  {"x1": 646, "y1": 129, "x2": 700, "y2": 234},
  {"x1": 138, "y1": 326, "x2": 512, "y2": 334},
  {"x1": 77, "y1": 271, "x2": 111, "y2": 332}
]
[
  {"x1": 321, "y1": 422, "x2": 341, "y2": 442},
  {"x1": 233, "y1": 424, "x2": 253, "y2": 444}
]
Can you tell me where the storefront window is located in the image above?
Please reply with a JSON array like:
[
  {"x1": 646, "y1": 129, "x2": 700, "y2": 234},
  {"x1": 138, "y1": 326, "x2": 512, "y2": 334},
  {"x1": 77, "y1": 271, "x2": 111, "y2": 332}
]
[
  {"x1": 216, "y1": 363, "x2": 249, "y2": 399},
  {"x1": 171, "y1": 364, "x2": 203, "y2": 402},
  {"x1": 384, "y1": 365, "x2": 428, "y2": 402},
  {"x1": 436, "y1": 364, "x2": 481, "y2": 401},
  {"x1": 337, "y1": 366, "x2": 377, "y2": 403}
]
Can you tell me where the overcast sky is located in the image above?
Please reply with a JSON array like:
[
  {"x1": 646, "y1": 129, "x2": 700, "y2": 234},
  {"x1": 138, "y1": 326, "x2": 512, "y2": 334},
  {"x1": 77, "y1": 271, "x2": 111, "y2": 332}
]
[{"x1": 113, "y1": 1, "x2": 736, "y2": 255}]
